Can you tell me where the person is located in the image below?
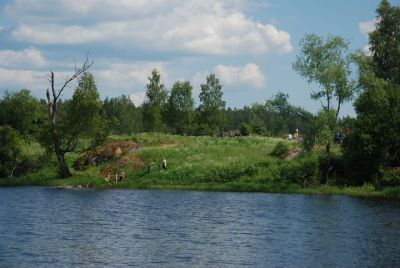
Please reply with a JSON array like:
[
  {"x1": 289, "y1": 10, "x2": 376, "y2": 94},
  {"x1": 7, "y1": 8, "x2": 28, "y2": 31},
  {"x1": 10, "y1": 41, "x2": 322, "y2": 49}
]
[
  {"x1": 120, "y1": 169, "x2": 126, "y2": 181},
  {"x1": 114, "y1": 171, "x2": 119, "y2": 183},
  {"x1": 105, "y1": 172, "x2": 111, "y2": 182},
  {"x1": 85, "y1": 181, "x2": 90, "y2": 188},
  {"x1": 162, "y1": 157, "x2": 167, "y2": 170}
]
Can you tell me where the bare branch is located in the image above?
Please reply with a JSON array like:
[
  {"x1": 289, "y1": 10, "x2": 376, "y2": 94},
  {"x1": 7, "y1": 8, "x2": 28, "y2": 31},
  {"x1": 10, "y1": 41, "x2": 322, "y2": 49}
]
[{"x1": 56, "y1": 57, "x2": 93, "y2": 100}]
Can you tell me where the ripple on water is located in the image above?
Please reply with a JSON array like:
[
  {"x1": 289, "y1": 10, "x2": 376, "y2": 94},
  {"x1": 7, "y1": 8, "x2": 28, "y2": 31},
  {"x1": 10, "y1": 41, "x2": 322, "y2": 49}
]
[{"x1": 0, "y1": 187, "x2": 399, "y2": 267}]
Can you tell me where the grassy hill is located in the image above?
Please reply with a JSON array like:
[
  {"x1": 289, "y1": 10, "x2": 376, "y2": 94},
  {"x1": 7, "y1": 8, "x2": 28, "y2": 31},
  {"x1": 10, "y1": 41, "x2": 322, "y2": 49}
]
[{"x1": 1, "y1": 133, "x2": 399, "y2": 198}]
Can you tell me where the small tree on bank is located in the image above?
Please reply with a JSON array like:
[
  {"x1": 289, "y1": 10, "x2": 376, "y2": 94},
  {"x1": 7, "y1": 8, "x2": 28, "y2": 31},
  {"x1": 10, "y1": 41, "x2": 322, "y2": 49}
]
[
  {"x1": 293, "y1": 34, "x2": 356, "y2": 183},
  {"x1": 42, "y1": 58, "x2": 108, "y2": 178}
]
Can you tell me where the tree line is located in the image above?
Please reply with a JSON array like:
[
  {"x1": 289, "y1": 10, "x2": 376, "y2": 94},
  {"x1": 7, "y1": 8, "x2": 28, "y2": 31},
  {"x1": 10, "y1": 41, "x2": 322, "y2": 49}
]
[{"x1": 0, "y1": 0, "x2": 398, "y2": 187}]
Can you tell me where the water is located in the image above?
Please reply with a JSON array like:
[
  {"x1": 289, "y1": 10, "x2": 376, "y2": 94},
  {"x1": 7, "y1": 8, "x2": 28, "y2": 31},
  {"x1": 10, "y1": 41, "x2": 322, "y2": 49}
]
[{"x1": 0, "y1": 187, "x2": 399, "y2": 267}]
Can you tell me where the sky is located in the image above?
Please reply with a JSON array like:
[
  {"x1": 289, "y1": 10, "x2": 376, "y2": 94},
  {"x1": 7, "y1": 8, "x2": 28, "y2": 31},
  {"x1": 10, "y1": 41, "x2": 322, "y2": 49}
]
[{"x1": 0, "y1": 0, "x2": 398, "y2": 116}]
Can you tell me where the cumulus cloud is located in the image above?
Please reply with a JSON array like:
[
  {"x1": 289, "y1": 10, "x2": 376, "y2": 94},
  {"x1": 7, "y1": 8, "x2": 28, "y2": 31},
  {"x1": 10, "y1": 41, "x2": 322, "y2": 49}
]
[
  {"x1": 0, "y1": 47, "x2": 48, "y2": 69},
  {"x1": 8, "y1": 0, "x2": 292, "y2": 55},
  {"x1": 359, "y1": 18, "x2": 378, "y2": 37},
  {"x1": 129, "y1": 92, "x2": 146, "y2": 107},
  {"x1": 192, "y1": 63, "x2": 266, "y2": 90},
  {"x1": 93, "y1": 61, "x2": 169, "y2": 96},
  {"x1": 214, "y1": 63, "x2": 266, "y2": 88},
  {"x1": 0, "y1": 68, "x2": 47, "y2": 93}
]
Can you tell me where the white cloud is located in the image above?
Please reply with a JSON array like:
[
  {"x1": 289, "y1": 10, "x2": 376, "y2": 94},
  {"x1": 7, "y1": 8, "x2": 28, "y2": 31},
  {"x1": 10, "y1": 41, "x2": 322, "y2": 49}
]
[
  {"x1": 359, "y1": 18, "x2": 378, "y2": 38},
  {"x1": 362, "y1": 44, "x2": 372, "y2": 56},
  {"x1": 192, "y1": 63, "x2": 266, "y2": 90},
  {"x1": 214, "y1": 63, "x2": 266, "y2": 88},
  {"x1": 8, "y1": 0, "x2": 292, "y2": 55},
  {"x1": 129, "y1": 92, "x2": 146, "y2": 107},
  {"x1": 0, "y1": 47, "x2": 48, "y2": 69},
  {"x1": 93, "y1": 61, "x2": 169, "y2": 96},
  {"x1": 0, "y1": 68, "x2": 47, "y2": 93}
]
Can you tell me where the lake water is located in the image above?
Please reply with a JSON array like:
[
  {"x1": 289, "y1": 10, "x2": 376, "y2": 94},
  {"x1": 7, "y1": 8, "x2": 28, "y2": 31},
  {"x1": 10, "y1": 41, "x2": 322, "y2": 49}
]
[{"x1": 0, "y1": 187, "x2": 399, "y2": 267}]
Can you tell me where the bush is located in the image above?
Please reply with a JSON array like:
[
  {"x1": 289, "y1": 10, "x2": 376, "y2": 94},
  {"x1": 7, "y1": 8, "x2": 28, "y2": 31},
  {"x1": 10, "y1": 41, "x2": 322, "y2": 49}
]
[
  {"x1": 204, "y1": 163, "x2": 258, "y2": 183},
  {"x1": 271, "y1": 141, "x2": 290, "y2": 157},
  {"x1": 0, "y1": 126, "x2": 23, "y2": 177},
  {"x1": 240, "y1": 123, "x2": 252, "y2": 136},
  {"x1": 380, "y1": 168, "x2": 400, "y2": 187},
  {"x1": 279, "y1": 156, "x2": 320, "y2": 186}
]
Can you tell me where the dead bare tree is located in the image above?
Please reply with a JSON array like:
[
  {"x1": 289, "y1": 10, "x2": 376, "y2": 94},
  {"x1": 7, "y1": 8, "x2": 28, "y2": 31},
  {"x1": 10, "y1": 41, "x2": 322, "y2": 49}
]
[{"x1": 45, "y1": 57, "x2": 93, "y2": 178}]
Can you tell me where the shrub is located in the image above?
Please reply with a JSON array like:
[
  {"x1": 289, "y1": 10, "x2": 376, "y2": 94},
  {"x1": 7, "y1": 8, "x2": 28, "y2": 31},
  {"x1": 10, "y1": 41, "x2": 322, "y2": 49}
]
[
  {"x1": 0, "y1": 126, "x2": 24, "y2": 177},
  {"x1": 279, "y1": 156, "x2": 320, "y2": 186},
  {"x1": 240, "y1": 123, "x2": 252, "y2": 136},
  {"x1": 380, "y1": 168, "x2": 400, "y2": 187},
  {"x1": 271, "y1": 141, "x2": 290, "y2": 157}
]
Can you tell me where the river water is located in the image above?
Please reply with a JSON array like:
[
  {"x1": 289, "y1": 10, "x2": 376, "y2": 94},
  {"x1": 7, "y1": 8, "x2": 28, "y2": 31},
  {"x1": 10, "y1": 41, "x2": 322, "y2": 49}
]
[{"x1": 0, "y1": 187, "x2": 399, "y2": 267}]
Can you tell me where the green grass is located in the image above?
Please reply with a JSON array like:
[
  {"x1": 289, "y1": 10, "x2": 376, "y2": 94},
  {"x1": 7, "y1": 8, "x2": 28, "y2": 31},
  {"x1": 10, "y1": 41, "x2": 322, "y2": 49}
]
[{"x1": 1, "y1": 133, "x2": 400, "y2": 199}]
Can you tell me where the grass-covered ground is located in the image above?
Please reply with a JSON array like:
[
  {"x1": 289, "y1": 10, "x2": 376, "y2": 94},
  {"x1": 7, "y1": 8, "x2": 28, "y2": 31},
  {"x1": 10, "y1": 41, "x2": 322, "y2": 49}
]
[{"x1": 1, "y1": 133, "x2": 399, "y2": 199}]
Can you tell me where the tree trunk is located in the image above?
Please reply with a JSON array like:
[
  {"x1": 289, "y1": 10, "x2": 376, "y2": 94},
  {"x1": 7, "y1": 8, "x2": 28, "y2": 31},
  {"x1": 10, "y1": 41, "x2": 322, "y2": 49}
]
[{"x1": 54, "y1": 141, "x2": 72, "y2": 178}]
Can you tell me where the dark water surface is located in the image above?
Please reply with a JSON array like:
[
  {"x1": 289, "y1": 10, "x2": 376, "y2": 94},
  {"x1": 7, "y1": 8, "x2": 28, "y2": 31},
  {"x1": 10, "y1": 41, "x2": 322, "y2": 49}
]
[{"x1": 0, "y1": 187, "x2": 399, "y2": 267}]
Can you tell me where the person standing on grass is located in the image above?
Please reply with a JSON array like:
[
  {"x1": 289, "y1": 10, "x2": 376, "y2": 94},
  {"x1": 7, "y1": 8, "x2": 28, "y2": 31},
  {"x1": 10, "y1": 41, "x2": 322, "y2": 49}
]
[
  {"x1": 121, "y1": 169, "x2": 126, "y2": 181},
  {"x1": 105, "y1": 172, "x2": 111, "y2": 182},
  {"x1": 162, "y1": 157, "x2": 167, "y2": 170},
  {"x1": 114, "y1": 171, "x2": 118, "y2": 183}
]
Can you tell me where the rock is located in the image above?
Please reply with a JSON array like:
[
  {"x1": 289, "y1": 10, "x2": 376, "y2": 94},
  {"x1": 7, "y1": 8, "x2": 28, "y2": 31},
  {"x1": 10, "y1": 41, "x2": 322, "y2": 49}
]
[
  {"x1": 282, "y1": 148, "x2": 302, "y2": 160},
  {"x1": 74, "y1": 140, "x2": 144, "y2": 170}
]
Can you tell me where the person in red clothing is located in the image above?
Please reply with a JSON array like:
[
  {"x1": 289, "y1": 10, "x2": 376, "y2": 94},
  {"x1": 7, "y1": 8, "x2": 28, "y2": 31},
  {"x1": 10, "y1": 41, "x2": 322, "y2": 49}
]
[{"x1": 120, "y1": 170, "x2": 126, "y2": 181}]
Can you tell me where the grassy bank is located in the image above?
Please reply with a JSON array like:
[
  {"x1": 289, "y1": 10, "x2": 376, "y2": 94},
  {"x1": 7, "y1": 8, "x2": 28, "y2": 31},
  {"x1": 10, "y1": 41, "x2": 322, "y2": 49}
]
[{"x1": 1, "y1": 133, "x2": 399, "y2": 199}]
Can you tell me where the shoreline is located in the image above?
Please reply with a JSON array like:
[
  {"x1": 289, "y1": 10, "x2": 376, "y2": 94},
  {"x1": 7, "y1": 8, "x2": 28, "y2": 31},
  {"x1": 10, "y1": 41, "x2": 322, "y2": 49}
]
[{"x1": 1, "y1": 177, "x2": 399, "y2": 199}]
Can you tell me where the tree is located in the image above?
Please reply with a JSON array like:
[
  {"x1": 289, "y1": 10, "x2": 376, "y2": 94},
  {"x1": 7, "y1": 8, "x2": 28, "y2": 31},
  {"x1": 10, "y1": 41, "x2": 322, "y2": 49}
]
[
  {"x1": 142, "y1": 69, "x2": 167, "y2": 132},
  {"x1": 369, "y1": 0, "x2": 400, "y2": 84},
  {"x1": 0, "y1": 126, "x2": 23, "y2": 177},
  {"x1": 61, "y1": 72, "x2": 107, "y2": 150},
  {"x1": 198, "y1": 74, "x2": 226, "y2": 135},
  {"x1": 343, "y1": 0, "x2": 400, "y2": 184},
  {"x1": 293, "y1": 34, "x2": 356, "y2": 183},
  {"x1": 43, "y1": 58, "x2": 95, "y2": 178},
  {"x1": 0, "y1": 89, "x2": 44, "y2": 137},
  {"x1": 165, "y1": 80, "x2": 194, "y2": 134},
  {"x1": 265, "y1": 92, "x2": 313, "y2": 136},
  {"x1": 102, "y1": 95, "x2": 142, "y2": 134}
]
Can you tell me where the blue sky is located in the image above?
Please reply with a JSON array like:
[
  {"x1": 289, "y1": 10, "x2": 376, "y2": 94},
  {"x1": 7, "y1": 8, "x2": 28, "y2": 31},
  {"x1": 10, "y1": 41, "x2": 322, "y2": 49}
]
[{"x1": 0, "y1": 0, "x2": 398, "y2": 116}]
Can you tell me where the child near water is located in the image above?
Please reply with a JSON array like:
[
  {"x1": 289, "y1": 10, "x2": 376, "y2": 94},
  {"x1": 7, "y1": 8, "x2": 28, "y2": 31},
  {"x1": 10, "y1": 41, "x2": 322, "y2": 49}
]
[
  {"x1": 105, "y1": 172, "x2": 111, "y2": 182},
  {"x1": 114, "y1": 171, "x2": 118, "y2": 183}
]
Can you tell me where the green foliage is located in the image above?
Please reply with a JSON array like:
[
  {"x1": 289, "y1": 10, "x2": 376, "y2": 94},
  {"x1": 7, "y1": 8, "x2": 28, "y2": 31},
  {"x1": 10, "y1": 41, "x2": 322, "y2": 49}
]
[
  {"x1": 293, "y1": 34, "x2": 355, "y2": 115},
  {"x1": 343, "y1": 80, "x2": 400, "y2": 184},
  {"x1": 265, "y1": 92, "x2": 312, "y2": 136},
  {"x1": 165, "y1": 80, "x2": 194, "y2": 135},
  {"x1": 343, "y1": 1, "x2": 400, "y2": 185},
  {"x1": 143, "y1": 69, "x2": 167, "y2": 132},
  {"x1": 63, "y1": 72, "x2": 108, "y2": 150},
  {"x1": 271, "y1": 141, "x2": 290, "y2": 156},
  {"x1": 102, "y1": 95, "x2": 142, "y2": 134},
  {"x1": 279, "y1": 155, "x2": 321, "y2": 186},
  {"x1": 240, "y1": 123, "x2": 251, "y2": 136},
  {"x1": 0, "y1": 126, "x2": 23, "y2": 177},
  {"x1": 0, "y1": 89, "x2": 44, "y2": 137},
  {"x1": 369, "y1": 0, "x2": 400, "y2": 84},
  {"x1": 198, "y1": 73, "x2": 226, "y2": 135}
]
